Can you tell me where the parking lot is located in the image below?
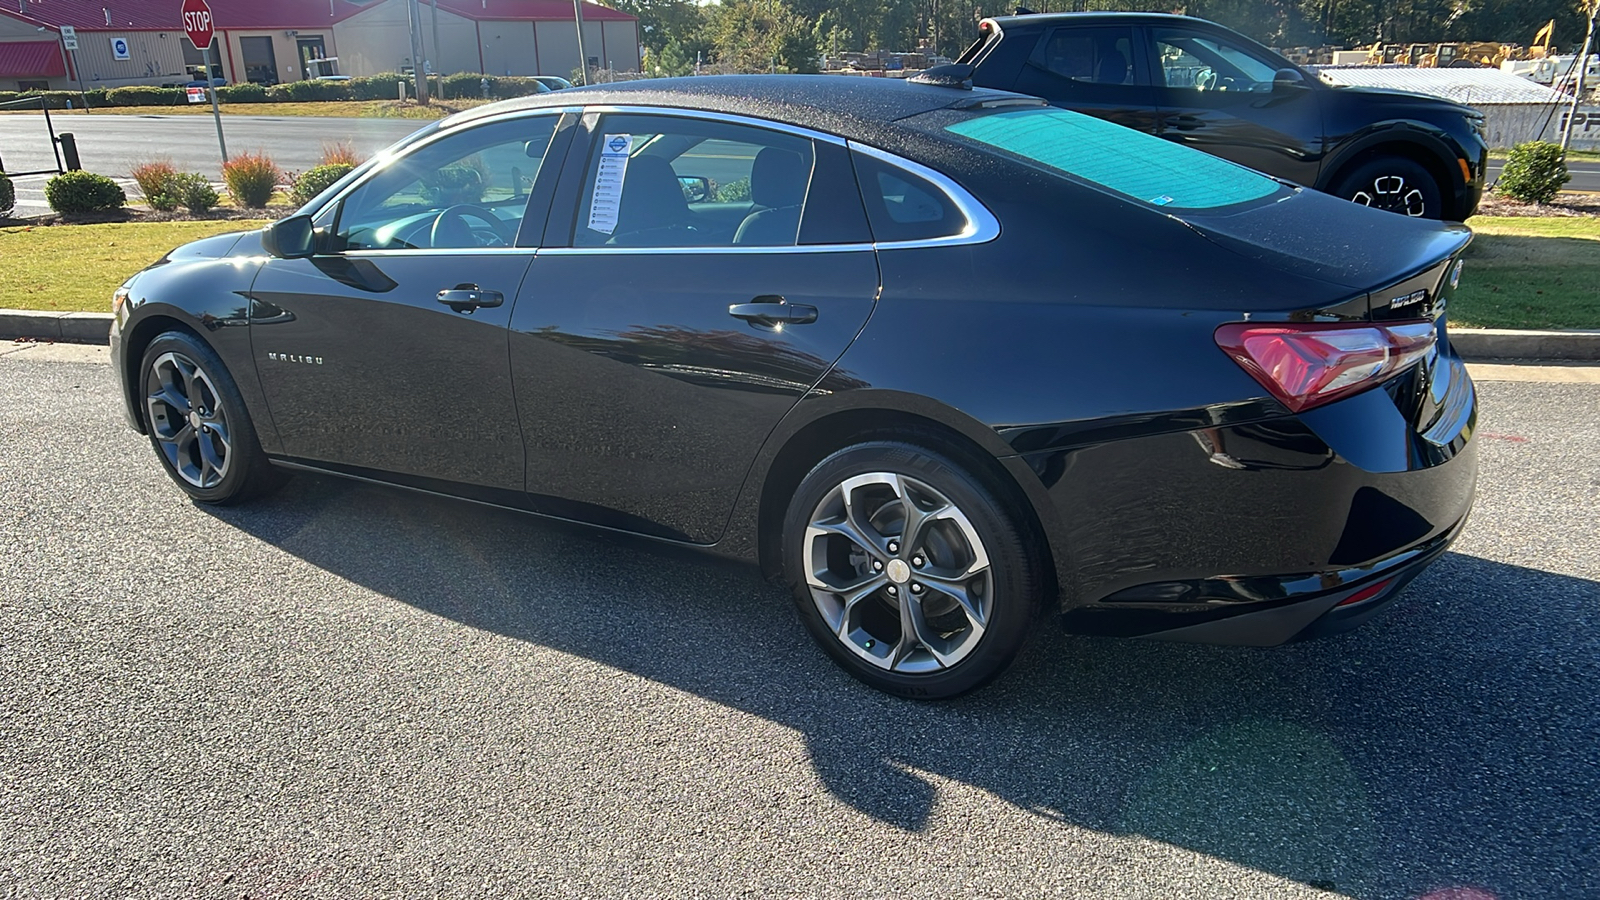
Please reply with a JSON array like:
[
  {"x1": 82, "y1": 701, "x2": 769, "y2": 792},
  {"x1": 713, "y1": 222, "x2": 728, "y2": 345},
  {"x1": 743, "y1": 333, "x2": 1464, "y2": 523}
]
[{"x1": 1, "y1": 343, "x2": 1596, "y2": 899}]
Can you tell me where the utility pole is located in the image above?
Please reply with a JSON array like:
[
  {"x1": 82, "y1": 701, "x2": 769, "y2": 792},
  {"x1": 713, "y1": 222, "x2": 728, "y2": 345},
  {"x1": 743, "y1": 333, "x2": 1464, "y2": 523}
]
[
  {"x1": 1562, "y1": 0, "x2": 1598, "y2": 152},
  {"x1": 573, "y1": 0, "x2": 588, "y2": 85},
  {"x1": 430, "y1": 0, "x2": 441, "y2": 76},
  {"x1": 407, "y1": 0, "x2": 430, "y2": 104}
]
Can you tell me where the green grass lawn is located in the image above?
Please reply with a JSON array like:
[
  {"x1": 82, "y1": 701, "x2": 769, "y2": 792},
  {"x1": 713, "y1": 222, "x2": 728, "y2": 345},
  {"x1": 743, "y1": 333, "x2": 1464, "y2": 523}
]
[
  {"x1": 1453, "y1": 215, "x2": 1600, "y2": 329},
  {"x1": 0, "y1": 220, "x2": 270, "y2": 313}
]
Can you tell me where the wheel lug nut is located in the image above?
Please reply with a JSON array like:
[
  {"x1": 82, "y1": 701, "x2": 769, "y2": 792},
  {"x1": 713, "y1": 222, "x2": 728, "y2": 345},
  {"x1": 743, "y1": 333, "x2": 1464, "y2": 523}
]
[
  {"x1": 911, "y1": 583, "x2": 923, "y2": 594},
  {"x1": 873, "y1": 560, "x2": 883, "y2": 571},
  {"x1": 888, "y1": 541, "x2": 899, "y2": 554},
  {"x1": 886, "y1": 585, "x2": 897, "y2": 596},
  {"x1": 912, "y1": 555, "x2": 924, "y2": 567}
]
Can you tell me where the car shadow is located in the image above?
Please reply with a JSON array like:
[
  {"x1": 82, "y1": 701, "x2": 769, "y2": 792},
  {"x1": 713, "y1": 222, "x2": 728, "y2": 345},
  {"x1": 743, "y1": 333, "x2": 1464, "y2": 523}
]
[{"x1": 204, "y1": 473, "x2": 1599, "y2": 899}]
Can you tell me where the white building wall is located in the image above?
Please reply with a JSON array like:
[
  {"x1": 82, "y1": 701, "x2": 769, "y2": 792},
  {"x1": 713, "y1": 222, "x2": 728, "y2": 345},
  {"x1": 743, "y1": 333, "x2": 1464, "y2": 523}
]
[
  {"x1": 1478, "y1": 102, "x2": 1600, "y2": 151},
  {"x1": 72, "y1": 29, "x2": 188, "y2": 87},
  {"x1": 481, "y1": 21, "x2": 538, "y2": 77},
  {"x1": 335, "y1": 0, "x2": 482, "y2": 76}
]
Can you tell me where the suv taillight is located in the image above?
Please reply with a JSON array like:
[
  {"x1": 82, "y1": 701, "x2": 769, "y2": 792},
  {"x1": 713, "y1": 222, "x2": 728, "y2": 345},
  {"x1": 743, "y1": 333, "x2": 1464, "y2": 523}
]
[{"x1": 1215, "y1": 320, "x2": 1436, "y2": 413}]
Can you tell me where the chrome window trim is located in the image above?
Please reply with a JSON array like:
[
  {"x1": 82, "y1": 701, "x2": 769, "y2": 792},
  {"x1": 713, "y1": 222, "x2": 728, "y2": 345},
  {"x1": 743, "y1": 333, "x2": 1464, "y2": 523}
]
[
  {"x1": 847, "y1": 140, "x2": 1002, "y2": 250},
  {"x1": 343, "y1": 248, "x2": 537, "y2": 258},
  {"x1": 304, "y1": 104, "x2": 1001, "y2": 256},
  {"x1": 575, "y1": 105, "x2": 850, "y2": 147},
  {"x1": 539, "y1": 244, "x2": 876, "y2": 257}
]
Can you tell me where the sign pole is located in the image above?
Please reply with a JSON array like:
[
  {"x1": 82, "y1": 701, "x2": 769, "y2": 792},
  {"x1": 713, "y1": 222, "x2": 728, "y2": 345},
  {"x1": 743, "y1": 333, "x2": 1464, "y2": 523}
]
[
  {"x1": 202, "y1": 45, "x2": 227, "y2": 162},
  {"x1": 182, "y1": 0, "x2": 226, "y2": 164}
]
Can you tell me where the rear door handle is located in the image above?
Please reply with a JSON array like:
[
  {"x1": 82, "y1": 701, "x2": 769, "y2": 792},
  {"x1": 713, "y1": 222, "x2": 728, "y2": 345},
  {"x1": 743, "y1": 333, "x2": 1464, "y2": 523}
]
[
  {"x1": 728, "y1": 295, "x2": 817, "y2": 327},
  {"x1": 1165, "y1": 114, "x2": 1204, "y2": 131},
  {"x1": 437, "y1": 284, "x2": 503, "y2": 313}
]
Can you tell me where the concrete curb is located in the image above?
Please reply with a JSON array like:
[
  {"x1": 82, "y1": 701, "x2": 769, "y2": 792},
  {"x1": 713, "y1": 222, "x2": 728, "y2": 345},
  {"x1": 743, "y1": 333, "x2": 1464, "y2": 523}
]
[
  {"x1": 1449, "y1": 328, "x2": 1600, "y2": 362},
  {"x1": 1, "y1": 309, "x2": 113, "y2": 344},
  {"x1": 3, "y1": 309, "x2": 1599, "y2": 362}
]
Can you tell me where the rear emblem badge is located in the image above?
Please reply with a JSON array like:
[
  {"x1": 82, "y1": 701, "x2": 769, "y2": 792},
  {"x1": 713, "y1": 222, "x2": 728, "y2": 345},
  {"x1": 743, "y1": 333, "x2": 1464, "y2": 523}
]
[{"x1": 1388, "y1": 289, "x2": 1427, "y2": 310}]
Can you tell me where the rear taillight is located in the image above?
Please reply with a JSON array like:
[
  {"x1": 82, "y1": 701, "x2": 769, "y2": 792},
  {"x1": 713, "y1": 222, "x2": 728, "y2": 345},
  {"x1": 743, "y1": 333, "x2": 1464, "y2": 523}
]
[{"x1": 1215, "y1": 320, "x2": 1435, "y2": 413}]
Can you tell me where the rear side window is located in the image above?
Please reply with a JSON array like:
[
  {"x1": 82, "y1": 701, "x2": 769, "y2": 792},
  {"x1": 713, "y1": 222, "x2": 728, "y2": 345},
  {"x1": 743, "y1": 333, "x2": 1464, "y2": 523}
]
[
  {"x1": 852, "y1": 152, "x2": 968, "y2": 243},
  {"x1": 945, "y1": 107, "x2": 1280, "y2": 210}
]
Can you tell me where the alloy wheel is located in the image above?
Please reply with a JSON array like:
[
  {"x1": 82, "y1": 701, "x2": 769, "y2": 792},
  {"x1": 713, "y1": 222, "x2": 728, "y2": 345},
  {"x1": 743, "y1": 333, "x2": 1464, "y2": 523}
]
[
  {"x1": 145, "y1": 351, "x2": 232, "y2": 489},
  {"x1": 802, "y1": 472, "x2": 993, "y2": 674},
  {"x1": 1350, "y1": 174, "x2": 1427, "y2": 217}
]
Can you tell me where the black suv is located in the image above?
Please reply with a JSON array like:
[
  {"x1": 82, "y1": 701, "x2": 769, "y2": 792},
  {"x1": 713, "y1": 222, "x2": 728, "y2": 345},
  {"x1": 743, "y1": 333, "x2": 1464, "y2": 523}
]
[{"x1": 958, "y1": 12, "x2": 1488, "y2": 220}]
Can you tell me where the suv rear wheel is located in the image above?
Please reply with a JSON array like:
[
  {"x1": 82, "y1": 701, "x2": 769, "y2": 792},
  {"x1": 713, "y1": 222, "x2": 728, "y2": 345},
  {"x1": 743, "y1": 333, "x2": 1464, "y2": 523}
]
[{"x1": 1332, "y1": 156, "x2": 1443, "y2": 219}]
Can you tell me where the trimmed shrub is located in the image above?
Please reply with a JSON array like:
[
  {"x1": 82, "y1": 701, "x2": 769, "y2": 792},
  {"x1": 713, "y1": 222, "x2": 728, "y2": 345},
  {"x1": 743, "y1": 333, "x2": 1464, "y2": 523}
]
[
  {"x1": 222, "y1": 152, "x2": 283, "y2": 208},
  {"x1": 172, "y1": 173, "x2": 219, "y2": 213},
  {"x1": 44, "y1": 171, "x2": 126, "y2": 213},
  {"x1": 105, "y1": 85, "x2": 183, "y2": 107},
  {"x1": 292, "y1": 163, "x2": 354, "y2": 205},
  {"x1": 1498, "y1": 140, "x2": 1571, "y2": 204},
  {"x1": 265, "y1": 79, "x2": 351, "y2": 103},
  {"x1": 441, "y1": 72, "x2": 488, "y2": 99},
  {"x1": 0, "y1": 173, "x2": 14, "y2": 218},
  {"x1": 319, "y1": 141, "x2": 362, "y2": 166},
  {"x1": 130, "y1": 159, "x2": 180, "y2": 211},
  {"x1": 216, "y1": 83, "x2": 269, "y2": 103},
  {"x1": 348, "y1": 72, "x2": 407, "y2": 100}
]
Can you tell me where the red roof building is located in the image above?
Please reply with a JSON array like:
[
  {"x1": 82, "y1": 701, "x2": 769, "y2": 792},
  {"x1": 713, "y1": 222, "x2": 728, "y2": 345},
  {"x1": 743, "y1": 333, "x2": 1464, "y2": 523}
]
[{"x1": 0, "y1": 0, "x2": 636, "y2": 90}]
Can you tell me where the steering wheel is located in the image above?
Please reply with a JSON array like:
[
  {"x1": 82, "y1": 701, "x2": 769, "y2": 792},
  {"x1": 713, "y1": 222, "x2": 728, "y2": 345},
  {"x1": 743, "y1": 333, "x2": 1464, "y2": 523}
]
[
  {"x1": 1195, "y1": 67, "x2": 1217, "y2": 91},
  {"x1": 429, "y1": 204, "x2": 513, "y2": 249}
]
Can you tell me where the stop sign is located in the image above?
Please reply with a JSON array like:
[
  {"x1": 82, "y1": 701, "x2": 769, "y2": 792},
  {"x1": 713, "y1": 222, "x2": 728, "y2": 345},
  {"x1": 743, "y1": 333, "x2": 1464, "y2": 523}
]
[{"x1": 180, "y1": 0, "x2": 214, "y2": 50}]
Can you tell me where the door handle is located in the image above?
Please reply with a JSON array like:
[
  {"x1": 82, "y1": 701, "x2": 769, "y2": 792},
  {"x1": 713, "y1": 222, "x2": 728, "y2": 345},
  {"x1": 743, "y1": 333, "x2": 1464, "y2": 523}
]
[
  {"x1": 437, "y1": 284, "x2": 503, "y2": 314},
  {"x1": 1166, "y1": 114, "x2": 1204, "y2": 131},
  {"x1": 728, "y1": 295, "x2": 817, "y2": 328}
]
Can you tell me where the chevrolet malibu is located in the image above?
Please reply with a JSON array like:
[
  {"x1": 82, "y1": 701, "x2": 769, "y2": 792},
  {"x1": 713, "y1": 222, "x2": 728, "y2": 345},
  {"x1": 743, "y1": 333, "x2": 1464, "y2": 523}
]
[{"x1": 110, "y1": 74, "x2": 1477, "y2": 698}]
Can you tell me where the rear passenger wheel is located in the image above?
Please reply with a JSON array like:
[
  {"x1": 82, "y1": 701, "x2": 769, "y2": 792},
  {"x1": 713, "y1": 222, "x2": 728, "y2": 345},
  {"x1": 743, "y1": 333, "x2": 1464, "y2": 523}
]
[
  {"x1": 1333, "y1": 156, "x2": 1443, "y2": 219},
  {"x1": 782, "y1": 441, "x2": 1041, "y2": 699}
]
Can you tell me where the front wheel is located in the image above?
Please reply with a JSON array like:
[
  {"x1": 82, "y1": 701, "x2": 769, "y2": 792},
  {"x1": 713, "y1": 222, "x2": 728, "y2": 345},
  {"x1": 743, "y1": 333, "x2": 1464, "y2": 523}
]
[
  {"x1": 782, "y1": 441, "x2": 1043, "y2": 699},
  {"x1": 139, "y1": 331, "x2": 284, "y2": 505},
  {"x1": 1332, "y1": 156, "x2": 1444, "y2": 219}
]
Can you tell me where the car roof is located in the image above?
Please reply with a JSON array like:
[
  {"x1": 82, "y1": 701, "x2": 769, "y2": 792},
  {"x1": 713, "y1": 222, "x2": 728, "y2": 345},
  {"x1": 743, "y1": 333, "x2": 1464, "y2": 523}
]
[
  {"x1": 444, "y1": 75, "x2": 1027, "y2": 144},
  {"x1": 983, "y1": 11, "x2": 1219, "y2": 28}
]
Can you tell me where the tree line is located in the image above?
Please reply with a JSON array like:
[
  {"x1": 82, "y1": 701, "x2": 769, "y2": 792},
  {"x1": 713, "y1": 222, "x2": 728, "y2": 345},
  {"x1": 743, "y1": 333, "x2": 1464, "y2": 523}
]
[{"x1": 607, "y1": 0, "x2": 1597, "y2": 75}]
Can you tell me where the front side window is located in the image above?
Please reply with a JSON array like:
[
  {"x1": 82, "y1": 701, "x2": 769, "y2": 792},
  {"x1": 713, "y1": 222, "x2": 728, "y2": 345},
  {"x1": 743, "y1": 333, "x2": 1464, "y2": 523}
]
[
  {"x1": 335, "y1": 116, "x2": 558, "y2": 251},
  {"x1": 945, "y1": 107, "x2": 1280, "y2": 210},
  {"x1": 574, "y1": 114, "x2": 815, "y2": 248},
  {"x1": 1157, "y1": 31, "x2": 1279, "y2": 92}
]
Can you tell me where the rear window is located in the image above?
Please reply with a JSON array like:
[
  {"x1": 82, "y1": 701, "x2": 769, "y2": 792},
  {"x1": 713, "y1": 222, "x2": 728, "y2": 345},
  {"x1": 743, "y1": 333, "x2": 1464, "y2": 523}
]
[{"x1": 945, "y1": 107, "x2": 1280, "y2": 210}]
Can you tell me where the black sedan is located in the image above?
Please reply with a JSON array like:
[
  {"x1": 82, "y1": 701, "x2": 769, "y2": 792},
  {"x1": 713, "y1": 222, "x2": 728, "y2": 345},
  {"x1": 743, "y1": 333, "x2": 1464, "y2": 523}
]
[{"x1": 110, "y1": 75, "x2": 1477, "y2": 699}]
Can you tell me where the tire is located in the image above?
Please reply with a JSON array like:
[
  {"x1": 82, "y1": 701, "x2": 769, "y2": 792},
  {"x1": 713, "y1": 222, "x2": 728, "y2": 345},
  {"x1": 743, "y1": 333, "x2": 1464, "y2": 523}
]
[
  {"x1": 138, "y1": 330, "x2": 284, "y2": 505},
  {"x1": 781, "y1": 441, "x2": 1042, "y2": 699},
  {"x1": 1331, "y1": 156, "x2": 1444, "y2": 219}
]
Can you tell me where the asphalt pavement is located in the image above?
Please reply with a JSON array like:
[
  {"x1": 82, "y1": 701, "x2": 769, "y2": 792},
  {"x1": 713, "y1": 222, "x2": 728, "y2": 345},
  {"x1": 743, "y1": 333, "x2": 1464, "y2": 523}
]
[
  {"x1": 2, "y1": 342, "x2": 1596, "y2": 899},
  {"x1": 0, "y1": 114, "x2": 422, "y2": 215}
]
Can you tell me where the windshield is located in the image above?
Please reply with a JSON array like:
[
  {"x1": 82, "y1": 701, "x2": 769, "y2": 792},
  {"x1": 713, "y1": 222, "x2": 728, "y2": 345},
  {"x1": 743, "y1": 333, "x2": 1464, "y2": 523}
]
[{"x1": 943, "y1": 107, "x2": 1282, "y2": 210}]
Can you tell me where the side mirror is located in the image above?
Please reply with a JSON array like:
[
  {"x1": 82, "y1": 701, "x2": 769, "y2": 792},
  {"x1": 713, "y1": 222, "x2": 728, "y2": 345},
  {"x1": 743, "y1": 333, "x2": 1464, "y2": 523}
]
[
  {"x1": 262, "y1": 215, "x2": 316, "y2": 259},
  {"x1": 678, "y1": 175, "x2": 711, "y2": 203},
  {"x1": 1273, "y1": 68, "x2": 1309, "y2": 92}
]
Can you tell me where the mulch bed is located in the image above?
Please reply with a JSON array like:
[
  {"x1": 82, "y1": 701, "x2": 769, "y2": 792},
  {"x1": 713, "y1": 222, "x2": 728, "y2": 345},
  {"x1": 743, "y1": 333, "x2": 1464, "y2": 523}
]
[
  {"x1": 1, "y1": 206, "x2": 289, "y2": 228},
  {"x1": 1476, "y1": 191, "x2": 1600, "y2": 217}
]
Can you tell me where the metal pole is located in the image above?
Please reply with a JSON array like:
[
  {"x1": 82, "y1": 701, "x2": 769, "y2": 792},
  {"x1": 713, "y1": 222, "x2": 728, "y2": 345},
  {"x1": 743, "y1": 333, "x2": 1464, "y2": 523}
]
[
  {"x1": 407, "y1": 0, "x2": 431, "y2": 104},
  {"x1": 430, "y1": 0, "x2": 441, "y2": 76},
  {"x1": 202, "y1": 45, "x2": 228, "y2": 162},
  {"x1": 42, "y1": 102, "x2": 64, "y2": 173},
  {"x1": 573, "y1": 0, "x2": 588, "y2": 85},
  {"x1": 1562, "y1": 0, "x2": 1598, "y2": 151},
  {"x1": 60, "y1": 34, "x2": 90, "y2": 113}
]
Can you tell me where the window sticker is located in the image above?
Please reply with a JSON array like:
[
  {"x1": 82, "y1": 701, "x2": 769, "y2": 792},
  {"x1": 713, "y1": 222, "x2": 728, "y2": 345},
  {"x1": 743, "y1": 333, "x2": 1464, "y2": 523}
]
[{"x1": 587, "y1": 133, "x2": 632, "y2": 234}]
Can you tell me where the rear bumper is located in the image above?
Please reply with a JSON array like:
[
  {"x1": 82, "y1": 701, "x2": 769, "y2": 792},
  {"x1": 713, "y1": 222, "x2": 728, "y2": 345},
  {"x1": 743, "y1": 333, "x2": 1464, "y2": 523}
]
[{"x1": 1032, "y1": 353, "x2": 1477, "y2": 645}]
